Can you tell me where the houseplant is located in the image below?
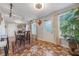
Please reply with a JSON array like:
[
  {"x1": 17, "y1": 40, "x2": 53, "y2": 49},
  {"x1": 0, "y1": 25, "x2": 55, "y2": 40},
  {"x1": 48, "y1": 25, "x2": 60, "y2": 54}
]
[{"x1": 61, "y1": 7, "x2": 79, "y2": 51}]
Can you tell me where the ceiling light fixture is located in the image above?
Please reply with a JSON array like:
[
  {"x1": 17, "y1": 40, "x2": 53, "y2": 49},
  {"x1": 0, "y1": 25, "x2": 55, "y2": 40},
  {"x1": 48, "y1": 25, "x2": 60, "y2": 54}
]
[{"x1": 34, "y1": 3, "x2": 44, "y2": 11}]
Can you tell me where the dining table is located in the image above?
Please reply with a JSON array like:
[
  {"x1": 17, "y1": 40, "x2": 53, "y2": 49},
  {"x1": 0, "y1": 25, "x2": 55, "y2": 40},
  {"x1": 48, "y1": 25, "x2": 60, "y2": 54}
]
[{"x1": 15, "y1": 31, "x2": 30, "y2": 46}]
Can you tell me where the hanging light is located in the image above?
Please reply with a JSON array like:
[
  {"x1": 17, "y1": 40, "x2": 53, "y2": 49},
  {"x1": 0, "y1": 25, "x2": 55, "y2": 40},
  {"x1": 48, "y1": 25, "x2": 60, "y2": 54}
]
[{"x1": 9, "y1": 3, "x2": 13, "y2": 17}]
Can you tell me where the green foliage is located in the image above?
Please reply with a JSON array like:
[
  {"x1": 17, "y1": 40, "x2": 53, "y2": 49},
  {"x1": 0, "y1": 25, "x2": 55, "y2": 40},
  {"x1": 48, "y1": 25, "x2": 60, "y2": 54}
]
[{"x1": 60, "y1": 7, "x2": 79, "y2": 43}]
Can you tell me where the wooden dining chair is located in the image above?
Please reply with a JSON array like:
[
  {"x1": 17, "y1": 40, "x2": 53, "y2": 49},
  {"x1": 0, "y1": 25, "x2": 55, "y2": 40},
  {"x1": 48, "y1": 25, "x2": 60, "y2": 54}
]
[
  {"x1": 0, "y1": 35, "x2": 9, "y2": 56},
  {"x1": 25, "y1": 31, "x2": 30, "y2": 44},
  {"x1": 14, "y1": 32, "x2": 20, "y2": 45}
]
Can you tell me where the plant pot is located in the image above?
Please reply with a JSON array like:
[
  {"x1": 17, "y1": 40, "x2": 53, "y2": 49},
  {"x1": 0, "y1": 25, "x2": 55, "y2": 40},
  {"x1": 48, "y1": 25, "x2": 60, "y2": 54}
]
[
  {"x1": 77, "y1": 44, "x2": 79, "y2": 48},
  {"x1": 68, "y1": 41, "x2": 77, "y2": 52}
]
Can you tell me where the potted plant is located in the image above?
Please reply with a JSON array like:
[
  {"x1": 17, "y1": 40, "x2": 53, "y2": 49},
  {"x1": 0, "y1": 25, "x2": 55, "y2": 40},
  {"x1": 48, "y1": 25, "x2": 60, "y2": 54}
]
[{"x1": 61, "y1": 7, "x2": 79, "y2": 52}]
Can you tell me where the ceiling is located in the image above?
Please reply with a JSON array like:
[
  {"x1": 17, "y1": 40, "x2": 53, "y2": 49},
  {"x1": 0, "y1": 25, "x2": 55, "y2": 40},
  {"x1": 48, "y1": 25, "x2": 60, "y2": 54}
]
[{"x1": 0, "y1": 3, "x2": 77, "y2": 23}]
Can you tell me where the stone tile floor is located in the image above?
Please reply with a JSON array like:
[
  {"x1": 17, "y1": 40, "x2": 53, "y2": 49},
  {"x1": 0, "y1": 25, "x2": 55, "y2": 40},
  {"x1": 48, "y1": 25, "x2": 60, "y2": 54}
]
[{"x1": 0, "y1": 40, "x2": 71, "y2": 56}]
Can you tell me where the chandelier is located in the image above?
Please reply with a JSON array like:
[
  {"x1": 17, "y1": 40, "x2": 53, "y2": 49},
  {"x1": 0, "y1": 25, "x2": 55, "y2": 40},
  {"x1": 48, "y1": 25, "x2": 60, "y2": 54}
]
[{"x1": 9, "y1": 3, "x2": 13, "y2": 17}]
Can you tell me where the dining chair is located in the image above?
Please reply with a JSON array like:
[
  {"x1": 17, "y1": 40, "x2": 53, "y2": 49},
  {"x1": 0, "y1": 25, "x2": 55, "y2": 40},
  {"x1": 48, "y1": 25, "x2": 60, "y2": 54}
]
[
  {"x1": 26, "y1": 31, "x2": 30, "y2": 44},
  {"x1": 0, "y1": 35, "x2": 9, "y2": 56}
]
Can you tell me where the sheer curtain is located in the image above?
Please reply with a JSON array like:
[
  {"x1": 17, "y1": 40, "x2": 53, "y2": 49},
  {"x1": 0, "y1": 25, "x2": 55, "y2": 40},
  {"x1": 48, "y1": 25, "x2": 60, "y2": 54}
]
[
  {"x1": 0, "y1": 20, "x2": 6, "y2": 37},
  {"x1": 26, "y1": 24, "x2": 30, "y2": 31}
]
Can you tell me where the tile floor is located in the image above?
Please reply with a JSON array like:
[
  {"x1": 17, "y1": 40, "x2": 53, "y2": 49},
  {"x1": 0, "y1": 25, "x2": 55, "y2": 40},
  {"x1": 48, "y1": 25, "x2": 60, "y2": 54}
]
[{"x1": 0, "y1": 39, "x2": 71, "y2": 56}]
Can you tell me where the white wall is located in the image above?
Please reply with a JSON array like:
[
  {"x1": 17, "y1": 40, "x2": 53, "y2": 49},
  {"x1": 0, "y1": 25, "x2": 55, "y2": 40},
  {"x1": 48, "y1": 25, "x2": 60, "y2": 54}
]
[
  {"x1": 7, "y1": 23, "x2": 17, "y2": 37},
  {"x1": 37, "y1": 22, "x2": 43, "y2": 39},
  {"x1": 37, "y1": 14, "x2": 69, "y2": 48},
  {"x1": 37, "y1": 16, "x2": 55, "y2": 44},
  {"x1": 6, "y1": 23, "x2": 17, "y2": 48}
]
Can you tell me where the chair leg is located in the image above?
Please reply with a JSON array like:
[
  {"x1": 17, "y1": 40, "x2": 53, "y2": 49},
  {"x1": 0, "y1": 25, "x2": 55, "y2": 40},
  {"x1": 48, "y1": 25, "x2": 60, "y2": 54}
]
[
  {"x1": 15, "y1": 39, "x2": 17, "y2": 45},
  {"x1": 29, "y1": 37, "x2": 30, "y2": 44},
  {"x1": 23, "y1": 39, "x2": 25, "y2": 46},
  {"x1": 4, "y1": 45, "x2": 8, "y2": 56},
  {"x1": 28, "y1": 36, "x2": 30, "y2": 44},
  {"x1": 12, "y1": 42, "x2": 15, "y2": 55},
  {"x1": 20, "y1": 40, "x2": 21, "y2": 46}
]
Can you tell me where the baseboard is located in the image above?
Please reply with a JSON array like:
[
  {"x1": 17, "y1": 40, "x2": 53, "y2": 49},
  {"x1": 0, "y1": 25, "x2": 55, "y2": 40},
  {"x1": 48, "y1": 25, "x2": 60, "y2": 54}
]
[
  {"x1": 37, "y1": 37, "x2": 69, "y2": 49},
  {"x1": 37, "y1": 37, "x2": 57, "y2": 45}
]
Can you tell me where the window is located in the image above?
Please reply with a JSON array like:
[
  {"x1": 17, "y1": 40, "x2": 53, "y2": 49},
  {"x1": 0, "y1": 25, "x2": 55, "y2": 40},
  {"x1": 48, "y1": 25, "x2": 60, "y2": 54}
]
[
  {"x1": 58, "y1": 9, "x2": 75, "y2": 37},
  {"x1": 0, "y1": 20, "x2": 6, "y2": 36},
  {"x1": 44, "y1": 20, "x2": 52, "y2": 32},
  {"x1": 26, "y1": 25, "x2": 30, "y2": 31},
  {"x1": 31, "y1": 23, "x2": 36, "y2": 35}
]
